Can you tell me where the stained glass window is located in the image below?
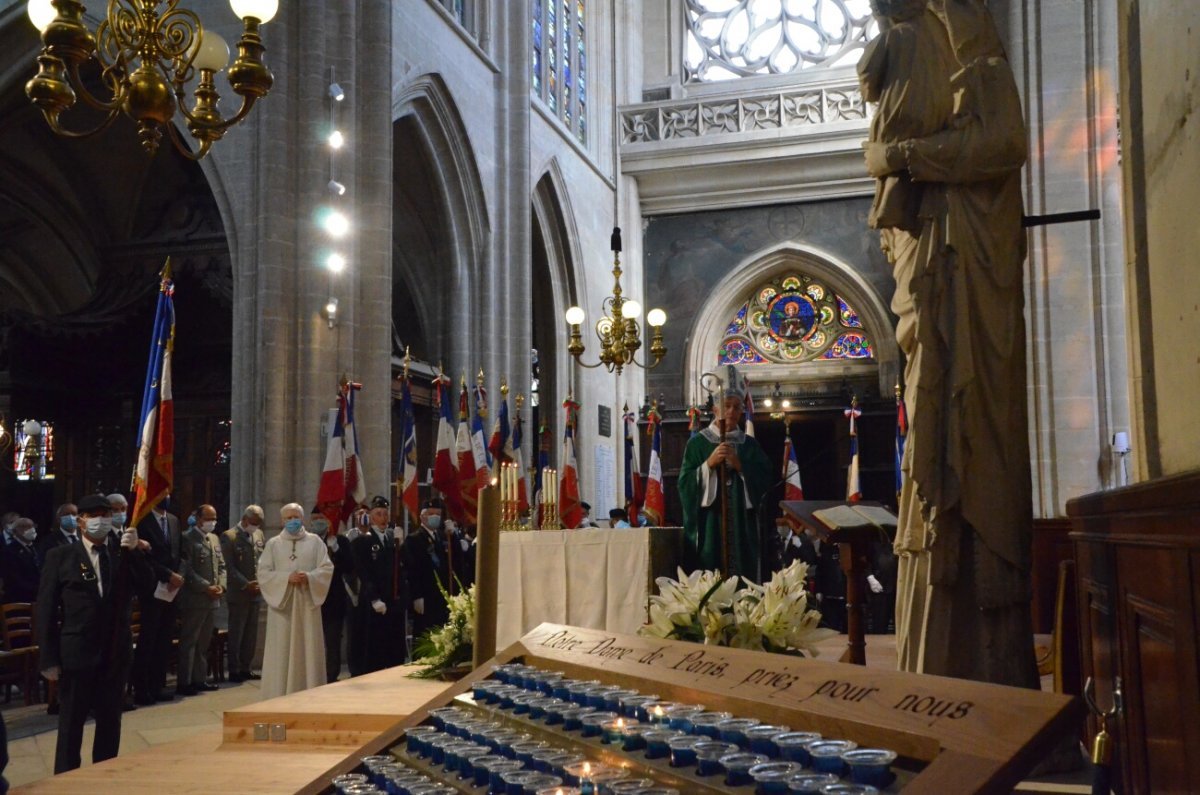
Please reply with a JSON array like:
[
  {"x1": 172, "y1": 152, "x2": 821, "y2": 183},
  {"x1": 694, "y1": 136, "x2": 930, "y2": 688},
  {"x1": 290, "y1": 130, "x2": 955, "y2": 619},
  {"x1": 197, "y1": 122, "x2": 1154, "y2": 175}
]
[
  {"x1": 717, "y1": 273, "x2": 874, "y2": 365},
  {"x1": 532, "y1": 0, "x2": 587, "y2": 143},
  {"x1": 684, "y1": 0, "x2": 878, "y2": 83},
  {"x1": 13, "y1": 419, "x2": 55, "y2": 481}
]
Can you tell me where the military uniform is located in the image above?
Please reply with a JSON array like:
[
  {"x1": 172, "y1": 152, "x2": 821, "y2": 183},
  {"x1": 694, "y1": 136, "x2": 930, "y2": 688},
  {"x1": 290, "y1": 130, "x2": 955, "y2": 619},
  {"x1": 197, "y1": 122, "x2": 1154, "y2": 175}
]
[
  {"x1": 220, "y1": 523, "x2": 264, "y2": 680},
  {"x1": 177, "y1": 527, "x2": 226, "y2": 692},
  {"x1": 350, "y1": 525, "x2": 408, "y2": 671}
]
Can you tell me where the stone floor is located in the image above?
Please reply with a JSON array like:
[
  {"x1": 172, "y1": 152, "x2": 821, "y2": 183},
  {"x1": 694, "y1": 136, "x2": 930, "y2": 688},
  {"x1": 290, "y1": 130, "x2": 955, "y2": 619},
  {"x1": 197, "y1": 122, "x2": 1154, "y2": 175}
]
[{"x1": 1, "y1": 678, "x2": 265, "y2": 789}]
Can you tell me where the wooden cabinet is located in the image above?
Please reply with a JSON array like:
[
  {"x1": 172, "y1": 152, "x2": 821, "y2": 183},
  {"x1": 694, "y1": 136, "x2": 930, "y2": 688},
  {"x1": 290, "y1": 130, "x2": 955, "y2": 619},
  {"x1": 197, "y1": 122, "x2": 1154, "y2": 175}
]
[{"x1": 1068, "y1": 470, "x2": 1200, "y2": 794}]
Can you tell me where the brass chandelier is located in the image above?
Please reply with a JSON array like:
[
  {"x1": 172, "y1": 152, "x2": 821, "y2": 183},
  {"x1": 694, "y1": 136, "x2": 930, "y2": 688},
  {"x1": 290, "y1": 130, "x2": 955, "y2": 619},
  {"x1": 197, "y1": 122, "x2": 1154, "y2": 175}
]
[
  {"x1": 565, "y1": 227, "x2": 667, "y2": 376},
  {"x1": 24, "y1": 0, "x2": 277, "y2": 159}
]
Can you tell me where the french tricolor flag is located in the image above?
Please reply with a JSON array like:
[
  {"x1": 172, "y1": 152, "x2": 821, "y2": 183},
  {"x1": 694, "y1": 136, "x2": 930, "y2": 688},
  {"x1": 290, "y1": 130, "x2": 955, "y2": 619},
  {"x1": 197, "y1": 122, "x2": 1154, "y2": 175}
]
[
  {"x1": 130, "y1": 262, "x2": 176, "y2": 528},
  {"x1": 845, "y1": 400, "x2": 862, "y2": 503}
]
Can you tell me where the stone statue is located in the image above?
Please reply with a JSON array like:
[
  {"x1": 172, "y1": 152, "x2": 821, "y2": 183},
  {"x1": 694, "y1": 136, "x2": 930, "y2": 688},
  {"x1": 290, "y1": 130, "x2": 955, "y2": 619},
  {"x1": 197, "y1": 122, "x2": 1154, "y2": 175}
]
[{"x1": 862, "y1": 0, "x2": 1039, "y2": 689}]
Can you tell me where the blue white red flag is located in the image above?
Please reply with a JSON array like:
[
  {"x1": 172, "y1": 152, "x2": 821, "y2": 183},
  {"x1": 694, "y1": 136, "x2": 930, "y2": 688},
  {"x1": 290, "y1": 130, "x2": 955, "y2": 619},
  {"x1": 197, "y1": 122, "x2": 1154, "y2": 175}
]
[
  {"x1": 559, "y1": 397, "x2": 583, "y2": 529},
  {"x1": 508, "y1": 404, "x2": 529, "y2": 514},
  {"x1": 488, "y1": 389, "x2": 511, "y2": 469},
  {"x1": 431, "y1": 373, "x2": 464, "y2": 524},
  {"x1": 743, "y1": 375, "x2": 756, "y2": 438},
  {"x1": 643, "y1": 405, "x2": 666, "y2": 526},
  {"x1": 783, "y1": 434, "x2": 804, "y2": 502},
  {"x1": 623, "y1": 406, "x2": 642, "y2": 525},
  {"x1": 845, "y1": 400, "x2": 862, "y2": 504},
  {"x1": 317, "y1": 381, "x2": 367, "y2": 529},
  {"x1": 397, "y1": 375, "x2": 419, "y2": 523},
  {"x1": 896, "y1": 389, "x2": 908, "y2": 496},
  {"x1": 456, "y1": 381, "x2": 478, "y2": 525},
  {"x1": 130, "y1": 262, "x2": 176, "y2": 528}
]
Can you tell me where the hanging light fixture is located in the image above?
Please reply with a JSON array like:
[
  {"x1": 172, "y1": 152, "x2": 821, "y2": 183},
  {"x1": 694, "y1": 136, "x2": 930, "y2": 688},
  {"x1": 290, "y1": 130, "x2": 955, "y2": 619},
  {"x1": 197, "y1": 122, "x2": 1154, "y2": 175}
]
[
  {"x1": 24, "y1": 0, "x2": 278, "y2": 159},
  {"x1": 565, "y1": 227, "x2": 667, "y2": 376}
]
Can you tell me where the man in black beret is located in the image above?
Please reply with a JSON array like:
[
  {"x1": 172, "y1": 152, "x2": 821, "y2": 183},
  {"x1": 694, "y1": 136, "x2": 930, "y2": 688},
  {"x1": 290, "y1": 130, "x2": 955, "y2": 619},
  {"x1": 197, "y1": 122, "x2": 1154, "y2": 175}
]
[
  {"x1": 404, "y1": 498, "x2": 455, "y2": 640},
  {"x1": 350, "y1": 495, "x2": 407, "y2": 671},
  {"x1": 37, "y1": 494, "x2": 153, "y2": 773}
]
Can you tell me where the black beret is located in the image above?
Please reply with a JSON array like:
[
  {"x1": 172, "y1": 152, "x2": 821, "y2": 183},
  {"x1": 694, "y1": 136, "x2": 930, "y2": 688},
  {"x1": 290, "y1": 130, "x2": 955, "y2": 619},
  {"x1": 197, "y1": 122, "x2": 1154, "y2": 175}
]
[
  {"x1": 370, "y1": 495, "x2": 390, "y2": 509},
  {"x1": 421, "y1": 497, "x2": 446, "y2": 511},
  {"x1": 581, "y1": 501, "x2": 591, "y2": 510},
  {"x1": 77, "y1": 494, "x2": 112, "y2": 514},
  {"x1": 609, "y1": 508, "x2": 628, "y2": 519}
]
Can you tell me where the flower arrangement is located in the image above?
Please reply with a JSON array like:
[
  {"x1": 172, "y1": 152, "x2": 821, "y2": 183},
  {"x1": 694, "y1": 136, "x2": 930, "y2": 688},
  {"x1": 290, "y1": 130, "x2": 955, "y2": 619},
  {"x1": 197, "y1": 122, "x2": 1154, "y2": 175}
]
[
  {"x1": 639, "y1": 559, "x2": 838, "y2": 656},
  {"x1": 409, "y1": 580, "x2": 476, "y2": 680}
]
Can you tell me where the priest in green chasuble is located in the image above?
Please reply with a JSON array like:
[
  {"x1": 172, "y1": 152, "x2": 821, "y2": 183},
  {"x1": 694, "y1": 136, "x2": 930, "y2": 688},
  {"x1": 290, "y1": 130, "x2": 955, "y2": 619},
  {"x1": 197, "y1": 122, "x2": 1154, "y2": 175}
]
[{"x1": 679, "y1": 373, "x2": 771, "y2": 581}]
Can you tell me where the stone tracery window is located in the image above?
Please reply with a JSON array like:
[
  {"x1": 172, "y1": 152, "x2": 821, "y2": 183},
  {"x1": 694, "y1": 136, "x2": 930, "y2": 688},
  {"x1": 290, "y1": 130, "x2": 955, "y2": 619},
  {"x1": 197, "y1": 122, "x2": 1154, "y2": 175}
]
[
  {"x1": 533, "y1": 0, "x2": 588, "y2": 143},
  {"x1": 684, "y1": 0, "x2": 878, "y2": 83},
  {"x1": 717, "y1": 273, "x2": 874, "y2": 365}
]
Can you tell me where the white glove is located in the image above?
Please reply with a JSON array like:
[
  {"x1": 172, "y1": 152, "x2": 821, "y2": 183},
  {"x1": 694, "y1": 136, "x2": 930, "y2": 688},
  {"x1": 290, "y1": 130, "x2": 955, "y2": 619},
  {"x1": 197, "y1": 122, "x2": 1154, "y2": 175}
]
[
  {"x1": 791, "y1": 535, "x2": 803, "y2": 548},
  {"x1": 120, "y1": 528, "x2": 139, "y2": 550},
  {"x1": 326, "y1": 535, "x2": 337, "y2": 550},
  {"x1": 459, "y1": 539, "x2": 469, "y2": 553},
  {"x1": 42, "y1": 666, "x2": 60, "y2": 682},
  {"x1": 867, "y1": 574, "x2": 884, "y2": 594},
  {"x1": 372, "y1": 599, "x2": 387, "y2": 615},
  {"x1": 413, "y1": 598, "x2": 425, "y2": 615}
]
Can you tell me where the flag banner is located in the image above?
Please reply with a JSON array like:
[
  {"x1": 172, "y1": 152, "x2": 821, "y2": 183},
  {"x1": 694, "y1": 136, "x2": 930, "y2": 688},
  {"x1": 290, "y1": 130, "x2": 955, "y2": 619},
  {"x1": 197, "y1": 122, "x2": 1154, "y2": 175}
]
[
  {"x1": 643, "y1": 405, "x2": 666, "y2": 526},
  {"x1": 895, "y1": 388, "x2": 908, "y2": 496},
  {"x1": 488, "y1": 388, "x2": 511, "y2": 469},
  {"x1": 559, "y1": 397, "x2": 583, "y2": 529},
  {"x1": 456, "y1": 381, "x2": 479, "y2": 525},
  {"x1": 687, "y1": 405, "x2": 702, "y2": 438},
  {"x1": 533, "y1": 422, "x2": 551, "y2": 526},
  {"x1": 398, "y1": 375, "x2": 420, "y2": 523},
  {"x1": 623, "y1": 406, "x2": 643, "y2": 525},
  {"x1": 471, "y1": 381, "x2": 491, "y2": 486},
  {"x1": 743, "y1": 375, "x2": 756, "y2": 438},
  {"x1": 130, "y1": 264, "x2": 176, "y2": 528},
  {"x1": 783, "y1": 434, "x2": 805, "y2": 502},
  {"x1": 431, "y1": 374, "x2": 465, "y2": 524},
  {"x1": 316, "y1": 381, "x2": 367, "y2": 529},
  {"x1": 845, "y1": 401, "x2": 862, "y2": 503},
  {"x1": 509, "y1": 401, "x2": 529, "y2": 514}
]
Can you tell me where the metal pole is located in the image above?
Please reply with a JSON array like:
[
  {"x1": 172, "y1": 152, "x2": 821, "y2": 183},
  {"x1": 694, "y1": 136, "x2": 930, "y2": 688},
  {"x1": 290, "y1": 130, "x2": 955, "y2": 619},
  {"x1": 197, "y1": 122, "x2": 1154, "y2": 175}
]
[{"x1": 472, "y1": 483, "x2": 500, "y2": 667}]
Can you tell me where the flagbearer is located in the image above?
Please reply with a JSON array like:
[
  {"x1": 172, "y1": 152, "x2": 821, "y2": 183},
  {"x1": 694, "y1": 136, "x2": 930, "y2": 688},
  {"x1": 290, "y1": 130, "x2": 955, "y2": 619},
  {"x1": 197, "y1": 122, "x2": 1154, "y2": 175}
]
[
  {"x1": 405, "y1": 498, "x2": 452, "y2": 641},
  {"x1": 678, "y1": 365, "x2": 771, "y2": 580},
  {"x1": 351, "y1": 495, "x2": 408, "y2": 672}
]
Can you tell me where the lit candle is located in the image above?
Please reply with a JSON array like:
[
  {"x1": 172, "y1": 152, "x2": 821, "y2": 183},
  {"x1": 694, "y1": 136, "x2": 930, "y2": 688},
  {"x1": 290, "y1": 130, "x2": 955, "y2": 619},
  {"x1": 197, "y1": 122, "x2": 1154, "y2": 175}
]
[{"x1": 601, "y1": 717, "x2": 626, "y2": 745}]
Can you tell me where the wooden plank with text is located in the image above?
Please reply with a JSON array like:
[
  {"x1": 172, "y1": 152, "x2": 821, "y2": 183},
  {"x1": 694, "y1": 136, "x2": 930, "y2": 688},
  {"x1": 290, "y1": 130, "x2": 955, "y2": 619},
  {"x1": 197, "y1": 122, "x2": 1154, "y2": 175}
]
[{"x1": 298, "y1": 623, "x2": 1081, "y2": 794}]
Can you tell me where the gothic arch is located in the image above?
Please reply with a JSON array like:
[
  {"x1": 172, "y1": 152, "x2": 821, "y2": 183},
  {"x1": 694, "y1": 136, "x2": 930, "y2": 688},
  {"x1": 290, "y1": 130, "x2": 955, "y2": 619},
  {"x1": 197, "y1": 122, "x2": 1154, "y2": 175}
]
[
  {"x1": 531, "y1": 158, "x2": 582, "y2": 447},
  {"x1": 682, "y1": 243, "x2": 898, "y2": 404},
  {"x1": 392, "y1": 73, "x2": 492, "y2": 366}
]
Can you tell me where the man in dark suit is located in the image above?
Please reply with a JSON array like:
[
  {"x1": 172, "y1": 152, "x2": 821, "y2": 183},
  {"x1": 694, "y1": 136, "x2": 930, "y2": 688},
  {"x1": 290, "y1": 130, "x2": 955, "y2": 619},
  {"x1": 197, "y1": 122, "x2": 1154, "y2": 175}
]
[
  {"x1": 312, "y1": 506, "x2": 354, "y2": 683},
  {"x1": 36, "y1": 503, "x2": 78, "y2": 560},
  {"x1": 1, "y1": 518, "x2": 41, "y2": 604},
  {"x1": 37, "y1": 494, "x2": 151, "y2": 773},
  {"x1": 350, "y1": 496, "x2": 407, "y2": 671},
  {"x1": 131, "y1": 498, "x2": 182, "y2": 704},
  {"x1": 405, "y1": 498, "x2": 452, "y2": 641}
]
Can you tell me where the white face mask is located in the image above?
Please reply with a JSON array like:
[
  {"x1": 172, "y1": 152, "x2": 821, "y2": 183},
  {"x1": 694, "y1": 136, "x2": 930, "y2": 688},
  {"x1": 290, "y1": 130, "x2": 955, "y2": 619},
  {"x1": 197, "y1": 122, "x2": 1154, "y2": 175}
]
[
  {"x1": 21, "y1": 527, "x2": 36, "y2": 543},
  {"x1": 83, "y1": 516, "x2": 112, "y2": 540},
  {"x1": 200, "y1": 520, "x2": 217, "y2": 533}
]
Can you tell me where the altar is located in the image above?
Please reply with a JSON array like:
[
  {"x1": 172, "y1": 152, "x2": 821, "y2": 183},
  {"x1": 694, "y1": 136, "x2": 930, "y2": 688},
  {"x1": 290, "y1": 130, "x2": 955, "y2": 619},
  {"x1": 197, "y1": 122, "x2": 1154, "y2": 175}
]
[{"x1": 495, "y1": 527, "x2": 683, "y2": 648}]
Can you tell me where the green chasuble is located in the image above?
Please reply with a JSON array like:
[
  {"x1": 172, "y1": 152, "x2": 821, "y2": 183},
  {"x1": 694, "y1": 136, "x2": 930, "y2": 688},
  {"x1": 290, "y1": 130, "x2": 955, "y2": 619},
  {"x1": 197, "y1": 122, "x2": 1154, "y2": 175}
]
[{"x1": 678, "y1": 423, "x2": 771, "y2": 581}]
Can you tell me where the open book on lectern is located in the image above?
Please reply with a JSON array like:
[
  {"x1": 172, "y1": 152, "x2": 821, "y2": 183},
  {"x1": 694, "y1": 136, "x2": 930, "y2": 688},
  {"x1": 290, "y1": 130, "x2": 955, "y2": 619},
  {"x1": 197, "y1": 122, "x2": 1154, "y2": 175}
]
[{"x1": 779, "y1": 499, "x2": 897, "y2": 539}]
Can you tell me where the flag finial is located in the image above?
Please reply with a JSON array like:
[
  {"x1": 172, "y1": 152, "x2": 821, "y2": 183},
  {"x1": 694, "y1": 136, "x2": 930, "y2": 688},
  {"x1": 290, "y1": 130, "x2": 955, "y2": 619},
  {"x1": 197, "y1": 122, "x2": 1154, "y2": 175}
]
[
  {"x1": 515, "y1": 393, "x2": 524, "y2": 410},
  {"x1": 500, "y1": 377, "x2": 509, "y2": 397},
  {"x1": 402, "y1": 346, "x2": 411, "y2": 379}
]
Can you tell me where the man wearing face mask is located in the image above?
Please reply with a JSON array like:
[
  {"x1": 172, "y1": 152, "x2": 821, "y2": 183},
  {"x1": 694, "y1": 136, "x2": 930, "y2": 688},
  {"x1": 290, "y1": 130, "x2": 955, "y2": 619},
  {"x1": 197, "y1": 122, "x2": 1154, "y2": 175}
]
[
  {"x1": 1, "y1": 518, "x2": 41, "y2": 604},
  {"x1": 132, "y1": 497, "x2": 183, "y2": 705},
  {"x1": 257, "y1": 503, "x2": 334, "y2": 699},
  {"x1": 221, "y1": 505, "x2": 266, "y2": 683},
  {"x1": 311, "y1": 506, "x2": 355, "y2": 682},
  {"x1": 1, "y1": 511, "x2": 17, "y2": 546},
  {"x1": 405, "y1": 498, "x2": 452, "y2": 641},
  {"x1": 350, "y1": 495, "x2": 407, "y2": 672},
  {"x1": 37, "y1": 494, "x2": 150, "y2": 773},
  {"x1": 176, "y1": 505, "x2": 226, "y2": 696},
  {"x1": 37, "y1": 503, "x2": 79, "y2": 560}
]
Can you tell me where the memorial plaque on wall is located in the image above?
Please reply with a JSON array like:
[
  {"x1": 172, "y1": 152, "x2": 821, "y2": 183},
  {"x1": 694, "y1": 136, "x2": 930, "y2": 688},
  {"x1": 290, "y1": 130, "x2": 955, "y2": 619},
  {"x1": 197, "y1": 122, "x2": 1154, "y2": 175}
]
[{"x1": 598, "y1": 404, "x2": 612, "y2": 437}]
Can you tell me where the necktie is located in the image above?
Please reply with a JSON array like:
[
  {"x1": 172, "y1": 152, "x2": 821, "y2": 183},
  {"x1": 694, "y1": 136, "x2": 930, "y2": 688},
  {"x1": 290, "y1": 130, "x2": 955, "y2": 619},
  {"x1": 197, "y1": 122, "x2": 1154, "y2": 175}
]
[
  {"x1": 160, "y1": 515, "x2": 170, "y2": 544},
  {"x1": 97, "y1": 544, "x2": 111, "y2": 597},
  {"x1": 429, "y1": 531, "x2": 442, "y2": 569}
]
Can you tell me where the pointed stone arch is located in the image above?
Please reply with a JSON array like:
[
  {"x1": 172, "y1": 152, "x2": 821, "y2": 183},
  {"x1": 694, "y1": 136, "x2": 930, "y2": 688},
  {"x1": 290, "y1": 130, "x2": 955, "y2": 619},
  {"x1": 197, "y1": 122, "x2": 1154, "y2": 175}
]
[
  {"x1": 682, "y1": 242, "x2": 899, "y2": 404},
  {"x1": 392, "y1": 73, "x2": 492, "y2": 366}
]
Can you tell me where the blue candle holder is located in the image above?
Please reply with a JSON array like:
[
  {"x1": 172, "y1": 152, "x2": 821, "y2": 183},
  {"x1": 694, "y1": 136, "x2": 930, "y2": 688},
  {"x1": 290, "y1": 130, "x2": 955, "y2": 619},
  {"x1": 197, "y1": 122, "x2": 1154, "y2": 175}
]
[
  {"x1": 603, "y1": 689, "x2": 640, "y2": 713},
  {"x1": 586, "y1": 685, "x2": 622, "y2": 710},
  {"x1": 500, "y1": 769, "x2": 544, "y2": 795},
  {"x1": 599, "y1": 718, "x2": 629, "y2": 745},
  {"x1": 331, "y1": 773, "x2": 368, "y2": 794},
  {"x1": 662, "y1": 705, "x2": 706, "y2": 732},
  {"x1": 512, "y1": 693, "x2": 540, "y2": 715},
  {"x1": 688, "y1": 711, "x2": 733, "y2": 738},
  {"x1": 542, "y1": 699, "x2": 569, "y2": 725},
  {"x1": 642, "y1": 729, "x2": 684, "y2": 760},
  {"x1": 842, "y1": 749, "x2": 897, "y2": 788},
  {"x1": 553, "y1": 679, "x2": 577, "y2": 700},
  {"x1": 580, "y1": 711, "x2": 618, "y2": 739},
  {"x1": 806, "y1": 740, "x2": 857, "y2": 776},
  {"x1": 774, "y1": 732, "x2": 822, "y2": 766},
  {"x1": 607, "y1": 778, "x2": 656, "y2": 793},
  {"x1": 469, "y1": 756, "x2": 507, "y2": 787},
  {"x1": 717, "y1": 717, "x2": 761, "y2": 746},
  {"x1": 561, "y1": 707, "x2": 597, "y2": 732},
  {"x1": 518, "y1": 773, "x2": 563, "y2": 794},
  {"x1": 480, "y1": 757, "x2": 522, "y2": 789},
  {"x1": 784, "y1": 772, "x2": 840, "y2": 792},
  {"x1": 748, "y1": 761, "x2": 801, "y2": 794},
  {"x1": 405, "y1": 726, "x2": 440, "y2": 756},
  {"x1": 693, "y1": 741, "x2": 739, "y2": 777},
  {"x1": 618, "y1": 694, "x2": 659, "y2": 720},
  {"x1": 567, "y1": 680, "x2": 601, "y2": 706},
  {"x1": 512, "y1": 740, "x2": 550, "y2": 766},
  {"x1": 746, "y1": 725, "x2": 790, "y2": 757},
  {"x1": 719, "y1": 752, "x2": 769, "y2": 787},
  {"x1": 538, "y1": 674, "x2": 565, "y2": 695},
  {"x1": 621, "y1": 724, "x2": 651, "y2": 752},
  {"x1": 389, "y1": 771, "x2": 430, "y2": 793},
  {"x1": 667, "y1": 735, "x2": 703, "y2": 767}
]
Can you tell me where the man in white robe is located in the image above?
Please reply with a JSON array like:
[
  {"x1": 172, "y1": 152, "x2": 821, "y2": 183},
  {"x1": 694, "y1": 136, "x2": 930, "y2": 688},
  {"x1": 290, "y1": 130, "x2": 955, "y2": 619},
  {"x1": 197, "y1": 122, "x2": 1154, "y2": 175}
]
[{"x1": 258, "y1": 503, "x2": 335, "y2": 700}]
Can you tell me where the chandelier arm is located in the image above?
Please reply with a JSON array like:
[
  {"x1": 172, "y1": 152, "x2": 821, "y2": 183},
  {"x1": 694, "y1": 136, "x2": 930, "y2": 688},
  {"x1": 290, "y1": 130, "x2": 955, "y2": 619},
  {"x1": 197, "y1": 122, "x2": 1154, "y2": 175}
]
[
  {"x1": 164, "y1": 120, "x2": 213, "y2": 160},
  {"x1": 42, "y1": 107, "x2": 122, "y2": 139},
  {"x1": 183, "y1": 92, "x2": 259, "y2": 133},
  {"x1": 66, "y1": 61, "x2": 125, "y2": 113}
]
